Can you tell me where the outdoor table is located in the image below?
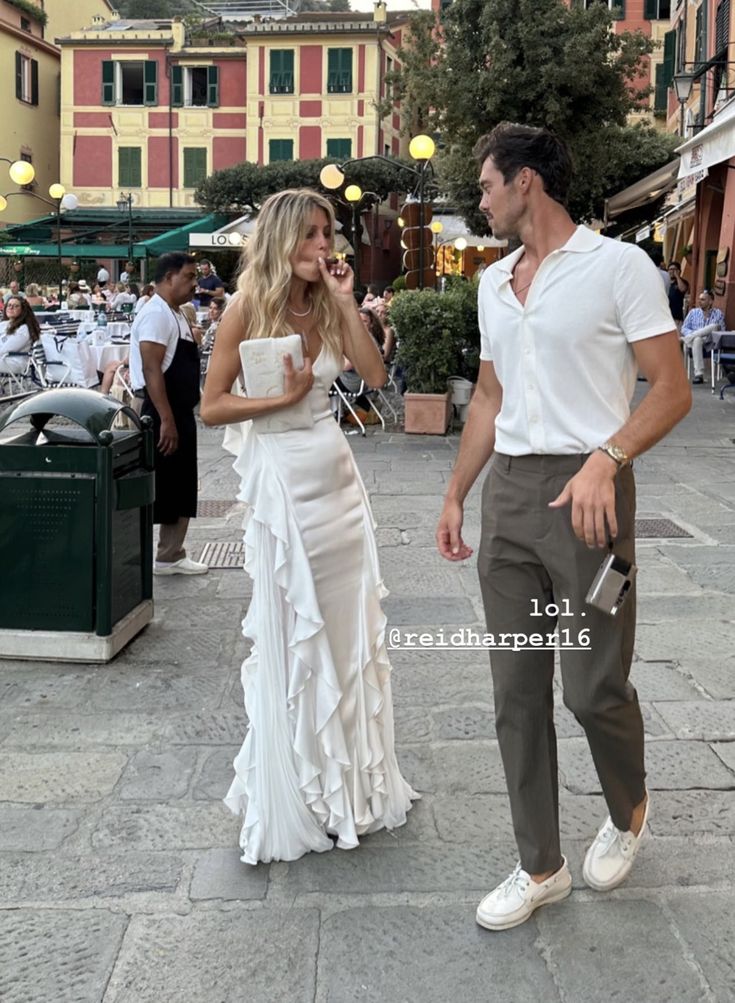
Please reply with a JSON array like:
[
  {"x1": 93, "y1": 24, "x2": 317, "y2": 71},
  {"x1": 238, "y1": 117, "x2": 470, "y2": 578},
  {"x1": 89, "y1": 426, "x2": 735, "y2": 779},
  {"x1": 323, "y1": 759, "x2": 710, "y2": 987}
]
[
  {"x1": 40, "y1": 332, "x2": 98, "y2": 388},
  {"x1": 78, "y1": 341, "x2": 129, "y2": 373}
]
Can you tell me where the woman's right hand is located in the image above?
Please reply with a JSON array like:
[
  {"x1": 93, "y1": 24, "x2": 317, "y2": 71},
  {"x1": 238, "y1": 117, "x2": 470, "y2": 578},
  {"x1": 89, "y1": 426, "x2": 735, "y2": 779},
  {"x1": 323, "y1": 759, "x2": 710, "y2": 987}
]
[{"x1": 282, "y1": 352, "x2": 313, "y2": 405}]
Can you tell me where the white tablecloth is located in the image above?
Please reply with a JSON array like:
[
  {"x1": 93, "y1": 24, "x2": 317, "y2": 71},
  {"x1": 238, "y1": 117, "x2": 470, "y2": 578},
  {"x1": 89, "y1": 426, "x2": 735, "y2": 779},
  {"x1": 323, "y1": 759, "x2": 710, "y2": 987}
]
[
  {"x1": 40, "y1": 333, "x2": 98, "y2": 388},
  {"x1": 79, "y1": 341, "x2": 129, "y2": 372}
]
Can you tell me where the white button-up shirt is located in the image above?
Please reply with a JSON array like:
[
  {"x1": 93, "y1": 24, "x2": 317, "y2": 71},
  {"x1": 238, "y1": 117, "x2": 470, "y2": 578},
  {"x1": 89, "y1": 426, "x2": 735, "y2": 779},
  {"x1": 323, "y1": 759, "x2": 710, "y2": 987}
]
[{"x1": 478, "y1": 226, "x2": 675, "y2": 455}]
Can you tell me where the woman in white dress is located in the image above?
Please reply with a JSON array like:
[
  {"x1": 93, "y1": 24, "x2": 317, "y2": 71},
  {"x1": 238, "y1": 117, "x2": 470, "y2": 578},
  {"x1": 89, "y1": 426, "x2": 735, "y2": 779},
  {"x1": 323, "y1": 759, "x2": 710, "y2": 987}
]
[
  {"x1": 0, "y1": 296, "x2": 39, "y2": 374},
  {"x1": 201, "y1": 189, "x2": 416, "y2": 865}
]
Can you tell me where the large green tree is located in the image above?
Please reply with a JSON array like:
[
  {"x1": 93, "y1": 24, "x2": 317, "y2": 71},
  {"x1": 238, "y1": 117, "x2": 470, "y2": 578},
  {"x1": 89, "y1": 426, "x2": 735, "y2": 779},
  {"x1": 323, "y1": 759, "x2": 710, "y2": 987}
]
[{"x1": 387, "y1": 0, "x2": 679, "y2": 228}]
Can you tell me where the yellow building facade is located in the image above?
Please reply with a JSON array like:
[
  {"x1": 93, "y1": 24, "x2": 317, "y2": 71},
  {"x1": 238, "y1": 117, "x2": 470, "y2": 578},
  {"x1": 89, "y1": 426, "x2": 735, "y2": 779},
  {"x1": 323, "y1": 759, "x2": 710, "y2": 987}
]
[
  {"x1": 1, "y1": 0, "x2": 115, "y2": 225},
  {"x1": 56, "y1": 8, "x2": 409, "y2": 211}
]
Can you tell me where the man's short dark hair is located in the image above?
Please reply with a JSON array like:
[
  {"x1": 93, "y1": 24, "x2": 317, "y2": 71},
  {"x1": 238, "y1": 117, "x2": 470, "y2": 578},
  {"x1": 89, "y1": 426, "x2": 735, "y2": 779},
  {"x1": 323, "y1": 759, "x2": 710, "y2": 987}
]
[
  {"x1": 474, "y1": 123, "x2": 574, "y2": 206},
  {"x1": 155, "y1": 252, "x2": 196, "y2": 284},
  {"x1": 199, "y1": 258, "x2": 211, "y2": 267},
  {"x1": 211, "y1": 297, "x2": 226, "y2": 311},
  {"x1": 384, "y1": 286, "x2": 394, "y2": 295}
]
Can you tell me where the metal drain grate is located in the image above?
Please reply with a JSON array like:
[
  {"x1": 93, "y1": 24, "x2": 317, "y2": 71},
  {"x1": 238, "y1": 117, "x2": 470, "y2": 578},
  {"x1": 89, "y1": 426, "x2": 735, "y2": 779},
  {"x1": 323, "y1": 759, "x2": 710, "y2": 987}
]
[
  {"x1": 197, "y1": 500, "x2": 235, "y2": 518},
  {"x1": 635, "y1": 518, "x2": 692, "y2": 539},
  {"x1": 198, "y1": 541, "x2": 245, "y2": 568}
]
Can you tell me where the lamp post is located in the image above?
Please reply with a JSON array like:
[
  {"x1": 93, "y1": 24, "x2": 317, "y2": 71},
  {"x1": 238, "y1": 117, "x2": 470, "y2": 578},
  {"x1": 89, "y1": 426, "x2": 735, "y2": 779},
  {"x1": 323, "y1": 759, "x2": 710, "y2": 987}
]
[
  {"x1": 116, "y1": 191, "x2": 134, "y2": 260},
  {"x1": 430, "y1": 219, "x2": 443, "y2": 288},
  {"x1": 0, "y1": 159, "x2": 77, "y2": 298},
  {"x1": 673, "y1": 70, "x2": 695, "y2": 137},
  {"x1": 319, "y1": 134, "x2": 438, "y2": 289}
]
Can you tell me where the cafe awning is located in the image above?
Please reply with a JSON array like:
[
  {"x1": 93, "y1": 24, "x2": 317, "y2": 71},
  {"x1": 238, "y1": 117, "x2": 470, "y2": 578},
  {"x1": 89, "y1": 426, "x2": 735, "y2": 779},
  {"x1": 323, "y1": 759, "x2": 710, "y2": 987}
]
[
  {"x1": 604, "y1": 160, "x2": 680, "y2": 223},
  {"x1": 677, "y1": 96, "x2": 735, "y2": 179},
  {"x1": 135, "y1": 213, "x2": 227, "y2": 256}
]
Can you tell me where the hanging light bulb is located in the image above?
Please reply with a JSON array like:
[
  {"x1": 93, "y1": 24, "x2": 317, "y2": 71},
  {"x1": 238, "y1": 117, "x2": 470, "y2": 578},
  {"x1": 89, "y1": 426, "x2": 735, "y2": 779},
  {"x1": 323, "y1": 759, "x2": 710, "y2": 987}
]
[
  {"x1": 9, "y1": 160, "x2": 35, "y2": 186},
  {"x1": 49, "y1": 183, "x2": 66, "y2": 200},
  {"x1": 320, "y1": 163, "x2": 345, "y2": 189}
]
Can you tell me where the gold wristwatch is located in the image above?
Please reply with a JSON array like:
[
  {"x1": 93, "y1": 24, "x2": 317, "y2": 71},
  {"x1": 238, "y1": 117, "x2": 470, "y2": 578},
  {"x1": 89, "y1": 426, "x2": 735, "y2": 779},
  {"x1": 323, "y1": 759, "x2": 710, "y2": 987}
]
[{"x1": 598, "y1": 441, "x2": 629, "y2": 468}]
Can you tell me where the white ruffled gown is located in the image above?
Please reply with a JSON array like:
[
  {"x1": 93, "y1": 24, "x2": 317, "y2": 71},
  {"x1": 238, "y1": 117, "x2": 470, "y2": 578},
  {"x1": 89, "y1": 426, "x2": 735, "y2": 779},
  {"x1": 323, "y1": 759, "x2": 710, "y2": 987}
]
[{"x1": 224, "y1": 346, "x2": 417, "y2": 865}]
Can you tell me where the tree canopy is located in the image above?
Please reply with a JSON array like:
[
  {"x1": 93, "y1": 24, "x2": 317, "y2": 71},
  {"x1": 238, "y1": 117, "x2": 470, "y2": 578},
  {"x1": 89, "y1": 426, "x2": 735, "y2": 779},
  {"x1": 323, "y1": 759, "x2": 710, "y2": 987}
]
[{"x1": 387, "y1": 0, "x2": 679, "y2": 228}]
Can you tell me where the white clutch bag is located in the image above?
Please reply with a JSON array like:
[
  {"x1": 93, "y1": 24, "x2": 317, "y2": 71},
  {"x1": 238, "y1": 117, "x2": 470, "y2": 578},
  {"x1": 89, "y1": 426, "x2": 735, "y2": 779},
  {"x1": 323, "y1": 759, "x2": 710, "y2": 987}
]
[{"x1": 238, "y1": 334, "x2": 314, "y2": 433}]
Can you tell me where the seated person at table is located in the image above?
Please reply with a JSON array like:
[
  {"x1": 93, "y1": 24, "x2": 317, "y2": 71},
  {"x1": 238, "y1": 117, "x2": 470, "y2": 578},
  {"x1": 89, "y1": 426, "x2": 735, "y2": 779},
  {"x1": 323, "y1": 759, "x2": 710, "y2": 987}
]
[
  {"x1": 25, "y1": 283, "x2": 48, "y2": 310},
  {"x1": 111, "y1": 282, "x2": 137, "y2": 313},
  {"x1": 135, "y1": 283, "x2": 154, "y2": 315},
  {"x1": 335, "y1": 308, "x2": 385, "y2": 424},
  {"x1": 681, "y1": 288, "x2": 725, "y2": 384},
  {"x1": 3, "y1": 281, "x2": 25, "y2": 305},
  {"x1": 0, "y1": 296, "x2": 40, "y2": 372},
  {"x1": 180, "y1": 302, "x2": 204, "y2": 346},
  {"x1": 201, "y1": 296, "x2": 224, "y2": 353},
  {"x1": 67, "y1": 280, "x2": 92, "y2": 309},
  {"x1": 100, "y1": 356, "x2": 130, "y2": 395}
]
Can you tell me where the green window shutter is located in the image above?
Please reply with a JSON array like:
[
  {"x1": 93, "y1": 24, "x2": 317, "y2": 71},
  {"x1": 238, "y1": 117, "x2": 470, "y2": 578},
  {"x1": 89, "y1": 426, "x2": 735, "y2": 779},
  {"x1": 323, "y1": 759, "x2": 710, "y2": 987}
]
[
  {"x1": 662, "y1": 29, "x2": 676, "y2": 87},
  {"x1": 207, "y1": 65, "x2": 219, "y2": 107},
  {"x1": 15, "y1": 52, "x2": 22, "y2": 100},
  {"x1": 644, "y1": 0, "x2": 657, "y2": 18},
  {"x1": 184, "y1": 147, "x2": 207, "y2": 188},
  {"x1": 102, "y1": 60, "x2": 114, "y2": 105},
  {"x1": 611, "y1": 0, "x2": 625, "y2": 19},
  {"x1": 326, "y1": 138, "x2": 352, "y2": 159},
  {"x1": 270, "y1": 50, "x2": 294, "y2": 93},
  {"x1": 269, "y1": 139, "x2": 293, "y2": 162},
  {"x1": 144, "y1": 61, "x2": 157, "y2": 106},
  {"x1": 328, "y1": 49, "x2": 352, "y2": 92},
  {"x1": 171, "y1": 64, "x2": 183, "y2": 107},
  {"x1": 119, "y1": 147, "x2": 141, "y2": 187},
  {"x1": 654, "y1": 63, "x2": 668, "y2": 113},
  {"x1": 30, "y1": 58, "x2": 38, "y2": 106}
]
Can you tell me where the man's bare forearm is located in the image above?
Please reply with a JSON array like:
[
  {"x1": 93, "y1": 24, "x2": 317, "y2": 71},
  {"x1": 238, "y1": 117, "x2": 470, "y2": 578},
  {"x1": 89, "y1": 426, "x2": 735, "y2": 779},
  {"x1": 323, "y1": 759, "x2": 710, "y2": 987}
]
[
  {"x1": 612, "y1": 380, "x2": 691, "y2": 462},
  {"x1": 445, "y1": 396, "x2": 499, "y2": 504}
]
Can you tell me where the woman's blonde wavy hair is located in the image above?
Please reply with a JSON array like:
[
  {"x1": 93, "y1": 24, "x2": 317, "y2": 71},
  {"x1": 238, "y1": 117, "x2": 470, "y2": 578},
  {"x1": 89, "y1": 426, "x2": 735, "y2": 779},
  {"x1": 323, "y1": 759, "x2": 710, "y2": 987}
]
[{"x1": 236, "y1": 188, "x2": 343, "y2": 358}]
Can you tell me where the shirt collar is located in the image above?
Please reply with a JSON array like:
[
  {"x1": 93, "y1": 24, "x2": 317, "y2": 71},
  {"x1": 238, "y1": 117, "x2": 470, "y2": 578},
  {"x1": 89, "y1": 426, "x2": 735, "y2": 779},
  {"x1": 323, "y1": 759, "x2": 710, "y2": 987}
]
[{"x1": 496, "y1": 225, "x2": 603, "y2": 278}]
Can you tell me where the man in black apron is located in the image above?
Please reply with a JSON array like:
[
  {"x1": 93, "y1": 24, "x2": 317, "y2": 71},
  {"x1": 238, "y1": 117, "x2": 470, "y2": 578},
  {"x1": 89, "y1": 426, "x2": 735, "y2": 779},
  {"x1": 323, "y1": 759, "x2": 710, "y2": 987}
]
[{"x1": 130, "y1": 252, "x2": 207, "y2": 575}]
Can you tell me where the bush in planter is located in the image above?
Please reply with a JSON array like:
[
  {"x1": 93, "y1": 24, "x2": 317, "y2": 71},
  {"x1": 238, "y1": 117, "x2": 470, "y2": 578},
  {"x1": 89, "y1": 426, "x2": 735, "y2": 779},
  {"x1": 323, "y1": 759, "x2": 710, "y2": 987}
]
[{"x1": 391, "y1": 284, "x2": 479, "y2": 392}]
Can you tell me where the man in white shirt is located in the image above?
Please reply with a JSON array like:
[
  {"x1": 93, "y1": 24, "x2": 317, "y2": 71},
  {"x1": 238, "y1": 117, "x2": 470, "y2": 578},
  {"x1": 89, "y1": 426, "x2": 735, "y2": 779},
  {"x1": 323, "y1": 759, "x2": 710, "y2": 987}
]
[
  {"x1": 436, "y1": 123, "x2": 691, "y2": 932},
  {"x1": 130, "y1": 252, "x2": 207, "y2": 576}
]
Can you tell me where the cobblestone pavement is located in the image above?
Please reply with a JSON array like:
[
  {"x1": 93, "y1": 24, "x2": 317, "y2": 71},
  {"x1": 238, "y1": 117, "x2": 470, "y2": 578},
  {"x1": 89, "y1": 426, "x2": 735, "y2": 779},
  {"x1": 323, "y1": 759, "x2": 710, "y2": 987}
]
[{"x1": 1, "y1": 385, "x2": 734, "y2": 1003}]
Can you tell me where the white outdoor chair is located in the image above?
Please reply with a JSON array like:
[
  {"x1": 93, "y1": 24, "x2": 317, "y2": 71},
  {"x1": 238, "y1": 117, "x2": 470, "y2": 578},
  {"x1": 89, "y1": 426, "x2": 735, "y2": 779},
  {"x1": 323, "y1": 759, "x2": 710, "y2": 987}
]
[{"x1": 29, "y1": 340, "x2": 73, "y2": 388}]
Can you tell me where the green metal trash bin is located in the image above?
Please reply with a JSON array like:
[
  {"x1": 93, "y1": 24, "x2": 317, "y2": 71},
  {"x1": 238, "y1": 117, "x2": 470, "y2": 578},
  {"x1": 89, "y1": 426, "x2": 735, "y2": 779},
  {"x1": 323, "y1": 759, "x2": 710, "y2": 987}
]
[{"x1": 0, "y1": 388, "x2": 155, "y2": 661}]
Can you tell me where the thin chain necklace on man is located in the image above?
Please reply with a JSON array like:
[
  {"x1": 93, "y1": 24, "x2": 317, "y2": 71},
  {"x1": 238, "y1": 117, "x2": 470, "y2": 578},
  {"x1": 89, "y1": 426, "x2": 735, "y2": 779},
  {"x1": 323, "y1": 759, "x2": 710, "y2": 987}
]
[{"x1": 288, "y1": 297, "x2": 313, "y2": 317}]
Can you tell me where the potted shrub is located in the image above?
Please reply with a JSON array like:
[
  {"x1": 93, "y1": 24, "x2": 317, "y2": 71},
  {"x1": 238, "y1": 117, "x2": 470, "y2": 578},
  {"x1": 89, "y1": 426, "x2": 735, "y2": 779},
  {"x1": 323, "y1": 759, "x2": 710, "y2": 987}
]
[{"x1": 390, "y1": 284, "x2": 478, "y2": 434}]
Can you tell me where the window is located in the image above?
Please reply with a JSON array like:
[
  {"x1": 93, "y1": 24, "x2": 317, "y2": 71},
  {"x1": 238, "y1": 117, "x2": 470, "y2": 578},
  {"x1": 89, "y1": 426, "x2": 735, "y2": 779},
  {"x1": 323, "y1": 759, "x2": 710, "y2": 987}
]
[
  {"x1": 171, "y1": 65, "x2": 218, "y2": 108},
  {"x1": 269, "y1": 139, "x2": 293, "y2": 162},
  {"x1": 326, "y1": 138, "x2": 351, "y2": 159},
  {"x1": 184, "y1": 148, "x2": 207, "y2": 189},
  {"x1": 583, "y1": 0, "x2": 625, "y2": 16},
  {"x1": 20, "y1": 16, "x2": 31, "y2": 32},
  {"x1": 119, "y1": 147, "x2": 142, "y2": 187},
  {"x1": 384, "y1": 144, "x2": 391, "y2": 158},
  {"x1": 644, "y1": 0, "x2": 670, "y2": 17},
  {"x1": 101, "y1": 60, "x2": 157, "y2": 106},
  {"x1": 18, "y1": 152, "x2": 34, "y2": 191},
  {"x1": 694, "y1": 4, "x2": 705, "y2": 65},
  {"x1": 270, "y1": 50, "x2": 294, "y2": 94},
  {"x1": 716, "y1": 0, "x2": 730, "y2": 54},
  {"x1": 15, "y1": 53, "x2": 38, "y2": 105},
  {"x1": 327, "y1": 49, "x2": 352, "y2": 93},
  {"x1": 655, "y1": 29, "x2": 676, "y2": 115}
]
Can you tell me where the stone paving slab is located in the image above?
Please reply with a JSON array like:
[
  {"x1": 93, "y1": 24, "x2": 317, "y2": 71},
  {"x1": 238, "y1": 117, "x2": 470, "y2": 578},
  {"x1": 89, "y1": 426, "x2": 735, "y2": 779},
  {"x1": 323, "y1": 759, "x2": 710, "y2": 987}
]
[
  {"x1": 634, "y1": 620, "x2": 733, "y2": 662},
  {"x1": 92, "y1": 802, "x2": 237, "y2": 850},
  {"x1": 0, "y1": 750, "x2": 129, "y2": 803},
  {"x1": 116, "y1": 747, "x2": 200, "y2": 800},
  {"x1": 559, "y1": 737, "x2": 735, "y2": 793},
  {"x1": 192, "y1": 746, "x2": 240, "y2": 801},
  {"x1": 384, "y1": 596, "x2": 478, "y2": 626},
  {"x1": 86, "y1": 666, "x2": 227, "y2": 713},
  {"x1": 396, "y1": 741, "x2": 509, "y2": 795},
  {"x1": 0, "y1": 806, "x2": 81, "y2": 850},
  {"x1": 536, "y1": 900, "x2": 705, "y2": 1003},
  {"x1": 104, "y1": 910, "x2": 320, "y2": 1003},
  {"x1": 0, "y1": 909, "x2": 127, "y2": 1003},
  {"x1": 653, "y1": 700, "x2": 735, "y2": 739},
  {"x1": 712, "y1": 741, "x2": 735, "y2": 772},
  {"x1": 667, "y1": 893, "x2": 735, "y2": 1001},
  {"x1": 189, "y1": 847, "x2": 269, "y2": 900},
  {"x1": 315, "y1": 906, "x2": 559, "y2": 1003},
  {"x1": 628, "y1": 661, "x2": 706, "y2": 701},
  {"x1": 1, "y1": 851, "x2": 183, "y2": 902},
  {"x1": 281, "y1": 842, "x2": 517, "y2": 895},
  {"x1": 678, "y1": 656, "x2": 735, "y2": 699},
  {"x1": 647, "y1": 790, "x2": 735, "y2": 836},
  {"x1": 0, "y1": 710, "x2": 169, "y2": 749}
]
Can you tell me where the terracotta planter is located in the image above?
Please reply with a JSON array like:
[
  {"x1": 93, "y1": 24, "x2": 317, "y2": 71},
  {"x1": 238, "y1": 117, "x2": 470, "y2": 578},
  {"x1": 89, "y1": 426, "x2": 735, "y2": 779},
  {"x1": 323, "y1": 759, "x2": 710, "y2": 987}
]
[{"x1": 404, "y1": 391, "x2": 452, "y2": 434}]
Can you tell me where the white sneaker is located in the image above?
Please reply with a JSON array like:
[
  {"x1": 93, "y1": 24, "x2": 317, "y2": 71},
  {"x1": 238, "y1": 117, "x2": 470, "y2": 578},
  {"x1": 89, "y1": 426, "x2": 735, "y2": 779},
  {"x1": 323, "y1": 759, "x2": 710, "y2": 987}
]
[
  {"x1": 582, "y1": 793, "x2": 649, "y2": 892},
  {"x1": 153, "y1": 557, "x2": 209, "y2": 576},
  {"x1": 475, "y1": 857, "x2": 572, "y2": 931}
]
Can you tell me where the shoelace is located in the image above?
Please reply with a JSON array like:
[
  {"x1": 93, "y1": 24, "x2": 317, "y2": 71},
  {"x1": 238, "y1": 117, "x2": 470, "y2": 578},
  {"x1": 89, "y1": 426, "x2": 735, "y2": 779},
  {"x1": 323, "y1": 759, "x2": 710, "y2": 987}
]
[
  {"x1": 498, "y1": 863, "x2": 530, "y2": 899},
  {"x1": 598, "y1": 818, "x2": 636, "y2": 857}
]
